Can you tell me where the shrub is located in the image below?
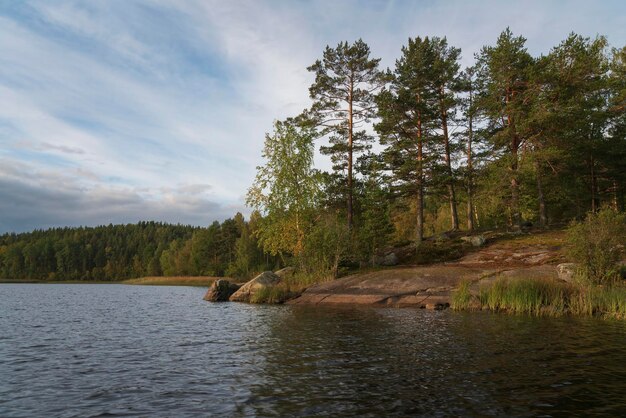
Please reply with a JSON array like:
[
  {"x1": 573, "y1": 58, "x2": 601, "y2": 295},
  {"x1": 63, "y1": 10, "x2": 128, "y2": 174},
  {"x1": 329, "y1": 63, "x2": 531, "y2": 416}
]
[{"x1": 566, "y1": 208, "x2": 626, "y2": 285}]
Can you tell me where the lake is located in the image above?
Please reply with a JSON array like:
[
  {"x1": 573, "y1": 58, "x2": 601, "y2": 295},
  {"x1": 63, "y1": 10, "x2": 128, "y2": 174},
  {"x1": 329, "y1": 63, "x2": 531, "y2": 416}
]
[{"x1": 1, "y1": 284, "x2": 625, "y2": 417}]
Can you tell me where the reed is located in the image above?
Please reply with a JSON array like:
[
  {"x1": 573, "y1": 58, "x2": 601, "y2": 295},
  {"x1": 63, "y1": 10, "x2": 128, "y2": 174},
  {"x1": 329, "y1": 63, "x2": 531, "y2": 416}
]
[
  {"x1": 451, "y1": 279, "x2": 473, "y2": 310},
  {"x1": 455, "y1": 277, "x2": 626, "y2": 319}
]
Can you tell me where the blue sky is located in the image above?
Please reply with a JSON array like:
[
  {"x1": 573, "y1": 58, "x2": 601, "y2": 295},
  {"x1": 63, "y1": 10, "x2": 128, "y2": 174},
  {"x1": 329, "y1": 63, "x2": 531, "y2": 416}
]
[{"x1": 1, "y1": 0, "x2": 624, "y2": 233}]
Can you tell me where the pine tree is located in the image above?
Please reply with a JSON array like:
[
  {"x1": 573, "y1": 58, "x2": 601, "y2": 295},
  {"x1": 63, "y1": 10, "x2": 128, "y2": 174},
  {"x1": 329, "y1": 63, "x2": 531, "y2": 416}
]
[
  {"x1": 376, "y1": 37, "x2": 438, "y2": 243},
  {"x1": 534, "y1": 34, "x2": 610, "y2": 215},
  {"x1": 457, "y1": 66, "x2": 481, "y2": 230},
  {"x1": 475, "y1": 28, "x2": 534, "y2": 227},
  {"x1": 306, "y1": 39, "x2": 388, "y2": 229},
  {"x1": 430, "y1": 37, "x2": 461, "y2": 230}
]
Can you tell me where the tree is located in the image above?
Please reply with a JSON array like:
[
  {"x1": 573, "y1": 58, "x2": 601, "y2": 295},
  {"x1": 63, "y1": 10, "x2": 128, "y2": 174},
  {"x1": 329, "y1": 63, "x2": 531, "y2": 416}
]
[
  {"x1": 475, "y1": 28, "x2": 534, "y2": 227},
  {"x1": 357, "y1": 155, "x2": 394, "y2": 264},
  {"x1": 431, "y1": 37, "x2": 462, "y2": 230},
  {"x1": 306, "y1": 39, "x2": 388, "y2": 229},
  {"x1": 247, "y1": 119, "x2": 319, "y2": 258},
  {"x1": 377, "y1": 36, "x2": 438, "y2": 243},
  {"x1": 457, "y1": 66, "x2": 481, "y2": 230},
  {"x1": 533, "y1": 34, "x2": 610, "y2": 217}
]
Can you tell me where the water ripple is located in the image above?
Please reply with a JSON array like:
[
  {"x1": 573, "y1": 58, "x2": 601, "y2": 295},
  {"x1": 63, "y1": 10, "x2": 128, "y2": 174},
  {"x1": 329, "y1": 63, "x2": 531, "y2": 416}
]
[{"x1": 1, "y1": 284, "x2": 625, "y2": 417}]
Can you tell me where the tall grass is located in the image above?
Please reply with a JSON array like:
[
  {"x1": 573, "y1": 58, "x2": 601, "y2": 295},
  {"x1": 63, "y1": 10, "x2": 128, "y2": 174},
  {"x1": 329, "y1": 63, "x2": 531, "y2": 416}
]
[
  {"x1": 250, "y1": 271, "x2": 332, "y2": 304},
  {"x1": 454, "y1": 277, "x2": 626, "y2": 319},
  {"x1": 451, "y1": 279, "x2": 473, "y2": 310}
]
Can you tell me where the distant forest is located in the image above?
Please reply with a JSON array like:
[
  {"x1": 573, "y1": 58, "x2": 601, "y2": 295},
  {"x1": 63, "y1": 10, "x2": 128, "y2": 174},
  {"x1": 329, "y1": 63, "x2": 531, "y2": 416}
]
[
  {"x1": 0, "y1": 218, "x2": 277, "y2": 281},
  {"x1": 1, "y1": 29, "x2": 624, "y2": 281}
]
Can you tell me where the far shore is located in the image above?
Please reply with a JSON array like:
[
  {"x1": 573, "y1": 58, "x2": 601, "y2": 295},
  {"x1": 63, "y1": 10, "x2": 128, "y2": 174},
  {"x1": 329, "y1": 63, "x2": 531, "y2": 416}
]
[{"x1": 0, "y1": 276, "x2": 226, "y2": 287}]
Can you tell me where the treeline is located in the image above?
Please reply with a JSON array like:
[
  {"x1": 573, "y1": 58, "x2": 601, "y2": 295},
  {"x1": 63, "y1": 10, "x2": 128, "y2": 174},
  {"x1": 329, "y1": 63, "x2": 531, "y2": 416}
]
[
  {"x1": 2, "y1": 29, "x2": 624, "y2": 282},
  {"x1": 0, "y1": 219, "x2": 277, "y2": 281},
  {"x1": 247, "y1": 29, "x2": 626, "y2": 274}
]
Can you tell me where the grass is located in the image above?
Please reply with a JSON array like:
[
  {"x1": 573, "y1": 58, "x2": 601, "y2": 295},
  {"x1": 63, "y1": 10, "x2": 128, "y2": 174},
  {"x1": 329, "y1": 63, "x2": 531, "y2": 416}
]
[
  {"x1": 451, "y1": 279, "x2": 473, "y2": 310},
  {"x1": 250, "y1": 271, "x2": 334, "y2": 304},
  {"x1": 123, "y1": 276, "x2": 225, "y2": 286},
  {"x1": 452, "y1": 277, "x2": 626, "y2": 319}
]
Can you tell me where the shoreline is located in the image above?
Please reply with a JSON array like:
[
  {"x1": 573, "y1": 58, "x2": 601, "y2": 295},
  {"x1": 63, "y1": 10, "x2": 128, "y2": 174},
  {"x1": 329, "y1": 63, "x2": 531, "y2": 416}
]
[{"x1": 0, "y1": 276, "x2": 225, "y2": 287}]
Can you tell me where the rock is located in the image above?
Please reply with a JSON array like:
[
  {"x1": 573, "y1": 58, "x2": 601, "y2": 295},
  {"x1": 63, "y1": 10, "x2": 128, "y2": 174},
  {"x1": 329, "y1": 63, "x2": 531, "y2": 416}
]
[
  {"x1": 203, "y1": 279, "x2": 240, "y2": 302},
  {"x1": 470, "y1": 235, "x2": 486, "y2": 247},
  {"x1": 379, "y1": 252, "x2": 399, "y2": 266},
  {"x1": 229, "y1": 271, "x2": 281, "y2": 302},
  {"x1": 556, "y1": 263, "x2": 577, "y2": 283},
  {"x1": 423, "y1": 302, "x2": 450, "y2": 310},
  {"x1": 435, "y1": 232, "x2": 451, "y2": 242},
  {"x1": 461, "y1": 235, "x2": 486, "y2": 247},
  {"x1": 373, "y1": 252, "x2": 399, "y2": 266},
  {"x1": 274, "y1": 266, "x2": 296, "y2": 279}
]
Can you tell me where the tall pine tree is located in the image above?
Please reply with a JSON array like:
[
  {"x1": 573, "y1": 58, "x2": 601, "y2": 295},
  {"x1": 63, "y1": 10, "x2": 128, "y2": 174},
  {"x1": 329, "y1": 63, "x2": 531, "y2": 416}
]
[{"x1": 306, "y1": 39, "x2": 388, "y2": 229}]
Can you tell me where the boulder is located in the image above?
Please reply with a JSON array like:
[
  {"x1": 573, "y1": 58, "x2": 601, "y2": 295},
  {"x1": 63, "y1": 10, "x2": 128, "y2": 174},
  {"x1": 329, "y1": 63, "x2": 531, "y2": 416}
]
[
  {"x1": 203, "y1": 279, "x2": 241, "y2": 302},
  {"x1": 381, "y1": 253, "x2": 399, "y2": 266},
  {"x1": 556, "y1": 263, "x2": 577, "y2": 283},
  {"x1": 373, "y1": 252, "x2": 399, "y2": 266},
  {"x1": 461, "y1": 235, "x2": 486, "y2": 247},
  {"x1": 229, "y1": 271, "x2": 281, "y2": 303}
]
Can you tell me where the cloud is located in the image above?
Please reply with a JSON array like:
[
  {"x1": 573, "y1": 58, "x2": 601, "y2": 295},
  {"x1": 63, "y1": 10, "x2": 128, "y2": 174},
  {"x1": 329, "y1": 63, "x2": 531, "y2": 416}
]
[
  {"x1": 0, "y1": 160, "x2": 240, "y2": 232},
  {"x1": 0, "y1": 0, "x2": 624, "y2": 233}
]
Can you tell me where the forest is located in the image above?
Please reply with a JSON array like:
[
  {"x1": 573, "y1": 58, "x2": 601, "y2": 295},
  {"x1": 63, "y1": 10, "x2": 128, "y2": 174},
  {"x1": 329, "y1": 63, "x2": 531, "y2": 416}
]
[{"x1": 1, "y1": 29, "x2": 624, "y2": 282}]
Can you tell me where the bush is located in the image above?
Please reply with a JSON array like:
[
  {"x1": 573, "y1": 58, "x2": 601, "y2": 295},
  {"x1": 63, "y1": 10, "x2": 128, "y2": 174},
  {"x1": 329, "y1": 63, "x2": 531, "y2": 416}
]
[{"x1": 566, "y1": 208, "x2": 626, "y2": 285}]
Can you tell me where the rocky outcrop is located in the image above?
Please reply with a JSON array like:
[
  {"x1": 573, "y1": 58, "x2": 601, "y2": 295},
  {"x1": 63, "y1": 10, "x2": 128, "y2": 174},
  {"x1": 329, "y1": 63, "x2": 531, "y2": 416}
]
[
  {"x1": 203, "y1": 279, "x2": 241, "y2": 302},
  {"x1": 288, "y1": 266, "x2": 485, "y2": 308},
  {"x1": 229, "y1": 271, "x2": 281, "y2": 302}
]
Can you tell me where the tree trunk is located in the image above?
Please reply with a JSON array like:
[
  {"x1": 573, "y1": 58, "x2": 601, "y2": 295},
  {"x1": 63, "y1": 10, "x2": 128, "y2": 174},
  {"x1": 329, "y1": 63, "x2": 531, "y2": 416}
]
[
  {"x1": 466, "y1": 88, "x2": 475, "y2": 231},
  {"x1": 535, "y1": 160, "x2": 547, "y2": 228},
  {"x1": 347, "y1": 81, "x2": 354, "y2": 230},
  {"x1": 590, "y1": 154, "x2": 596, "y2": 213},
  {"x1": 506, "y1": 89, "x2": 521, "y2": 228},
  {"x1": 440, "y1": 87, "x2": 459, "y2": 230},
  {"x1": 416, "y1": 105, "x2": 424, "y2": 244}
]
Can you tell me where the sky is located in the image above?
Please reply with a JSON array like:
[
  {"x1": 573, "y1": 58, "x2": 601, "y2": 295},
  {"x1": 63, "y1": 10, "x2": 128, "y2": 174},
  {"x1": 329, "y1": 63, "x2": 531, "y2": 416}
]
[{"x1": 1, "y1": 0, "x2": 624, "y2": 233}]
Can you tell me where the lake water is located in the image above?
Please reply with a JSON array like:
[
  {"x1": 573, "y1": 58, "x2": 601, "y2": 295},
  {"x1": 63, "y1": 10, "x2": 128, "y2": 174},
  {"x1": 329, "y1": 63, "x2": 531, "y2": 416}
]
[{"x1": 1, "y1": 284, "x2": 625, "y2": 417}]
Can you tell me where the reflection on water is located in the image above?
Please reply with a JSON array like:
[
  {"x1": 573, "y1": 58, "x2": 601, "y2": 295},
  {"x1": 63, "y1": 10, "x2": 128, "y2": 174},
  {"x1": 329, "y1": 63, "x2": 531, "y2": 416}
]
[{"x1": 1, "y1": 284, "x2": 625, "y2": 417}]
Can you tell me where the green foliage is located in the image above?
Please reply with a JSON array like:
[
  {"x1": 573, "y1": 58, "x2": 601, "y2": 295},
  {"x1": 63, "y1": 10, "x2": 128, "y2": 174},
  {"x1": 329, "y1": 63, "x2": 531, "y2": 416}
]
[
  {"x1": 247, "y1": 119, "x2": 319, "y2": 257},
  {"x1": 566, "y1": 208, "x2": 626, "y2": 284},
  {"x1": 0, "y1": 216, "x2": 277, "y2": 282},
  {"x1": 306, "y1": 39, "x2": 389, "y2": 227},
  {"x1": 299, "y1": 212, "x2": 351, "y2": 279},
  {"x1": 356, "y1": 159, "x2": 394, "y2": 264}
]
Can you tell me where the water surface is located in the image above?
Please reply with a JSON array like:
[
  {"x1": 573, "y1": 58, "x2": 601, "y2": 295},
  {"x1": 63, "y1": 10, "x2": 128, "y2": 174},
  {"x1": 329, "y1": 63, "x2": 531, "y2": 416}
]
[{"x1": 1, "y1": 284, "x2": 625, "y2": 416}]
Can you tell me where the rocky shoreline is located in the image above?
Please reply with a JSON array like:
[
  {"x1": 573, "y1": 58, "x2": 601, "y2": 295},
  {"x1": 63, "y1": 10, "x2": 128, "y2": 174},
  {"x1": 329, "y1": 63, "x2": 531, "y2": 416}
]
[{"x1": 204, "y1": 232, "x2": 572, "y2": 309}]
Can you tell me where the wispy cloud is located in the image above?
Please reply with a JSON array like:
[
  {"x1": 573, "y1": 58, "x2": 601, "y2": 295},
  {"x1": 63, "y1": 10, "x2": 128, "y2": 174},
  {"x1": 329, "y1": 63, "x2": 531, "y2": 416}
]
[{"x1": 0, "y1": 0, "x2": 624, "y2": 233}]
